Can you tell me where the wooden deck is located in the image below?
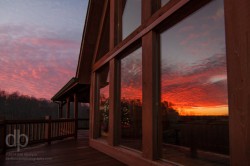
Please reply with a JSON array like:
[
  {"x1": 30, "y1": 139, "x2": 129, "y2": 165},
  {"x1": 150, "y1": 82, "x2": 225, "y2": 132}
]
[{"x1": 0, "y1": 130, "x2": 126, "y2": 166}]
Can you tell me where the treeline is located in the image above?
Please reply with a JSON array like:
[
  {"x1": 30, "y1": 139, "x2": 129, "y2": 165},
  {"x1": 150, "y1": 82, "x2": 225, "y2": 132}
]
[{"x1": 0, "y1": 90, "x2": 58, "y2": 120}]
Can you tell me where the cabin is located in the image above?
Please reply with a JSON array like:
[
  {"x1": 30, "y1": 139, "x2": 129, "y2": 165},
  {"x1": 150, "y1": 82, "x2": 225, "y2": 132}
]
[{"x1": 2, "y1": 0, "x2": 248, "y2": 165}]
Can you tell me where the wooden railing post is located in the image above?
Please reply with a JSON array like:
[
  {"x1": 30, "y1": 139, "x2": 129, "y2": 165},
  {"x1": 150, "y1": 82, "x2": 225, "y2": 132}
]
[
  {"x1": 66, "y1": 98, "x2": 70, "y2": 119},
  {"x1": 0, "y1": 119, "x2": 6, "y2": 154},
  {"x1": 1, "y1": 119, "x2": 79, "y2": 150},
  {"x1": 45, "y1": 116, "x2": 51, "y2": 145},
  {"x1": 74, "y1": 93, "x2": 78, "y2": 139},
  {"x1": 58, "y1": 102, "x2": 63, "y2": 119}
]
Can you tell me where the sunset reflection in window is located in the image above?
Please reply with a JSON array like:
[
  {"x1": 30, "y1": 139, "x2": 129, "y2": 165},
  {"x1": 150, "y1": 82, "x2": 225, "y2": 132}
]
[
  {"x1": 97, "y1": 65, "x2": 109, "y2": 139},
  {"x1": 120, "y1": 47, "x2": 142, "y2": 151},
  {"x1": 122, "y1": 0, "x2": 141, "y2": 39},
  {"x1": 161, "y1": 0, "x2": 228, "y2": 116},
  {"x1": 160, "y1": 0, "x2": 229, "y2": 164}
]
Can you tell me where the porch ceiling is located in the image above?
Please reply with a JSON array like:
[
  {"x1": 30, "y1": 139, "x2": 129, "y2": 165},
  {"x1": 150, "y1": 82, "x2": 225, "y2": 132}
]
[{"x1": 51, "y1": 77, "x2": 90, "y2": 103}]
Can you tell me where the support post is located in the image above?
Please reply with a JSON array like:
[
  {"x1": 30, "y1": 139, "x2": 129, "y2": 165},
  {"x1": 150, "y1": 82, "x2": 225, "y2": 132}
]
[
  {"x1": 141, "y1": 1, "x2": 161, "y2": 160},
  {"x1": 45, "y1": 116, "x2": 51, "y2": 145},
  {"x1": 74, "y1": 93, "x2": 78, "y2": 139},
  {"x1": 108, "y1": 59, "x2": 120, "y2": 146},
  {"x1": 58, "y1": 102, "x2": 63, "y2": 119},
  {"x1": 142, "y1": 31, "x2": 160, "y2": 160},
  {"x1": 110, "y1": 0, "x2": 120, "y2": 50},
  {"x1": 109, "y1": 0, "x2": 121, "y2": 146},
  {"x1": 224, "y1": 0, "x2": 250, "y2": 165},
  {"x1": 90, "y1": 72, "x2": 99, "y2": 139},
  {"x1": 142, "y1": 0, "x2": 158, "y2": 23},
  {"x1": 66, "y1": 97, "x2": 70, "y2": 119}
]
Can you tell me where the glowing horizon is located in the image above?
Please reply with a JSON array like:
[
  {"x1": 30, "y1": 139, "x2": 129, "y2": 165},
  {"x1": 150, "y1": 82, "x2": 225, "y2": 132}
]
[{"x1": 109, "y1": 0, "x2": 228, "y2": 116}]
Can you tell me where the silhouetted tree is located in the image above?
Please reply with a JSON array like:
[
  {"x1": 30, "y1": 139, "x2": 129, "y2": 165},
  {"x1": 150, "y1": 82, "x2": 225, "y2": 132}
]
[{"x1": 0, "y1": 90, "x2": 58, "y2": 120}]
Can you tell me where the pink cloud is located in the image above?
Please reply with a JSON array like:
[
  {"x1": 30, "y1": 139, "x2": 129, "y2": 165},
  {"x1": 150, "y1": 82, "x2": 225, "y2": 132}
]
[
  {"x1": 17, "y1": 37, "x2": 79, "y2": 48},
  {"x1": 0, "y1": 24, "x2": 81, "y2": 99}
]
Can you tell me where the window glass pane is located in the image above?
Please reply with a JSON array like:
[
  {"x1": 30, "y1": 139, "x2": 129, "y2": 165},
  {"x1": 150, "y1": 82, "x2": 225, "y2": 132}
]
[
  {"x1": 97, "y1": 66, "x2": 109, "y2": 139},
  {"x1": 122, "y1": 0, "x2": 141, "y2": 40},
  {"x1": 161, "y1": 0, "x2": 171, "y2": 7},
  {"x1": 160, "y1": 1, "x2": 229, "y2": 165},
  {"x1": 120, "y1": 47, "x2": 142, "y2": 151}
]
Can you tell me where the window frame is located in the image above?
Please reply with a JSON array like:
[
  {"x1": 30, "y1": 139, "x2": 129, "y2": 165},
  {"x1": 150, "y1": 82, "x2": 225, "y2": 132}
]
[
  {"x1": 89, "y1": 0, "x2": 235, "y2": 165},
  {"x1": 118, "y1": 44, "x2": 143, "y2": 151},
  {"x1": 91, "y1": 64, "x2": 110, "y2": 140}
]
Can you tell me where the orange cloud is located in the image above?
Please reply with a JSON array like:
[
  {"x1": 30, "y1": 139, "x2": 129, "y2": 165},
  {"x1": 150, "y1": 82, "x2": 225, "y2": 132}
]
[{"x1": 119, "y1": 52, "x2": 228, "y2": 116}]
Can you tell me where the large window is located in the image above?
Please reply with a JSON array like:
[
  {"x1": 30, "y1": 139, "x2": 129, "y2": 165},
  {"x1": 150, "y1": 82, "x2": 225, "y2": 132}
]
[
  {"x1": 121, "y1": 0, "x2": 141, "y2": 40},
  {"x1": 97, "y1": 65, "x2": 109, "y2": 139},
  {"x1": 120, "y1": 47, "x2": 142, "y2": 151},
  {"x1": 160, "y1": 0, "x2": 229, "y2": 165}
]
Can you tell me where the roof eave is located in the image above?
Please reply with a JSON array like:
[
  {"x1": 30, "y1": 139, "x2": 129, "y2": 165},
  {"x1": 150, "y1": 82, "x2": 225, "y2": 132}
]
[
  {"x1": 76, "y1": 0, "x2": 91, "y2": 78},
  {"x1": 51, "y1": 77, "x2": 78, "y2": 101}
]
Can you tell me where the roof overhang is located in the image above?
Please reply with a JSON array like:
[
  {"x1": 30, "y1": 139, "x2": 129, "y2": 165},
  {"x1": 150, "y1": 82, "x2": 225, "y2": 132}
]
[
  {"x1": 51, "y1": 0, "x2": 104, "y2": 103},
  {"x1": 51, "y1": 77, "x2": 90, "y2": 103},
  {"x1": 76, "y1": 0, "x2": 105, "y2": 83}
]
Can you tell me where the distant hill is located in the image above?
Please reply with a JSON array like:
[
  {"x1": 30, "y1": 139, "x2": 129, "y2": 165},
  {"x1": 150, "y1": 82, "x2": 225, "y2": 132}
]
[
  {"x1": 0, "y1": 90, "x2": 89, "y2": 120},
  {"x1": 0, "y1": 90, "x2": 58, "y2": 120}
]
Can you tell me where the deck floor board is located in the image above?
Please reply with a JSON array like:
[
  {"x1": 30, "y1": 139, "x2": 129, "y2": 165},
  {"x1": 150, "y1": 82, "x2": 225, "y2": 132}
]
[{"x1": 0, "y1": 130, "x2": 126, "y2": 166}]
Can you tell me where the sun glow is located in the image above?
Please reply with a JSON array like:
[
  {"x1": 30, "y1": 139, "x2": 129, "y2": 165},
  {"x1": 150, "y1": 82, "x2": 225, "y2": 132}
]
[{"x1": 173, "y1": 105, "x2": 228, "y2": 116}]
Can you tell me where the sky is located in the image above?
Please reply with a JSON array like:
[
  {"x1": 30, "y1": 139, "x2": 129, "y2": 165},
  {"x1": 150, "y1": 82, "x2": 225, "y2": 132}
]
[{"x1": 0, "y1": 0, "x2": 88, "y2": 99}]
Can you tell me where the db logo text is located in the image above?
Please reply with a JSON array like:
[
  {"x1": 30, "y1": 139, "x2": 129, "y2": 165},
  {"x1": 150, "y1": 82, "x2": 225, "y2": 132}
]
[{"x1": 6, "y1": 129, "x2": 29, "y2": 151}]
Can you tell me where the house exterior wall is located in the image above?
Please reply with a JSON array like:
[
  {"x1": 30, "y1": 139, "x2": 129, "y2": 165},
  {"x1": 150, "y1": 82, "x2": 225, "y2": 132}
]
[
  {"x1": 224, "y1": 0, "x2": 250, "y2": 165},
  {"x1": 87, "y1": 0, "x2": 250, "y2": 165}
]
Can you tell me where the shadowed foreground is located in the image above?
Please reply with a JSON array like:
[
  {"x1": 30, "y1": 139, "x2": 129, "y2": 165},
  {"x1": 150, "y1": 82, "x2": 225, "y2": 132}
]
[{"x1": 0, "y1": 130, "x2": 126, "y2": 166}]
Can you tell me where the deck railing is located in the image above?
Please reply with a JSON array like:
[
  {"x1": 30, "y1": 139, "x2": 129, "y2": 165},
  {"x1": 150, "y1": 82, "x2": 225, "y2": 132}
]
[
  {"x1": 162, "y1": 122, "x2": 229, "y2": 162},
  {"x1": 0, "y1": 118, "x2": 89, "y2": 154}
]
